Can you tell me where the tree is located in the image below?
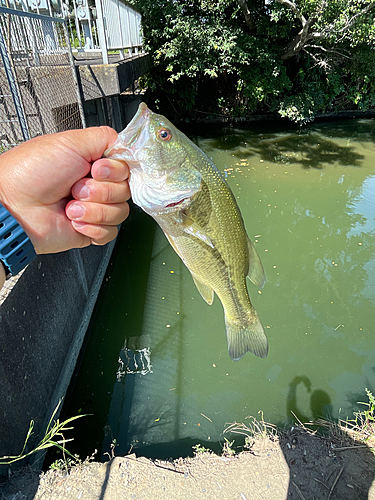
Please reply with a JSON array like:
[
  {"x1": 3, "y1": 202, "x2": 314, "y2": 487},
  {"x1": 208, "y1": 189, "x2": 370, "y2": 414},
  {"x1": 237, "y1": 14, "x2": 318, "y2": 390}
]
[
  {"x1": 273, "y1": 0, "x2": 375, "y2": 61},
  {"x1": 132, "y1": 0, "x2": 375, "y2": 123}
]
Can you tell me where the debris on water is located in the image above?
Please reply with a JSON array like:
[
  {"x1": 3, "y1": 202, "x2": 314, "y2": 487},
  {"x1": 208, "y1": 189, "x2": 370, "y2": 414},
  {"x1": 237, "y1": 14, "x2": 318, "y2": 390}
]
[{"x1": 200, "y1": 413, "x2": 212, "y2": 422}]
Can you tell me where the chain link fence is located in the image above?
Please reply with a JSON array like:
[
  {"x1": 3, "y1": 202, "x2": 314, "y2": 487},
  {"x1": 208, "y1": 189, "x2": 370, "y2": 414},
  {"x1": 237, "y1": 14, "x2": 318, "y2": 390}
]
[{"x1": 0, "y1": 7, "x2": 85, "y2": 152}]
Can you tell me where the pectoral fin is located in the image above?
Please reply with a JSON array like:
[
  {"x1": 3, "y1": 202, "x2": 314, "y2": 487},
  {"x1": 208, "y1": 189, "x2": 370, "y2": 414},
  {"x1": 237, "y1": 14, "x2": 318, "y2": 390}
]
[
  {"x1": 247, "y1": 237, "x2": 266, "y2": 289},
  {"x1": 191, "y1": 274, "x2": 214, "y2": 305},
  {"x1": 181, "y1": 214, "x2": 214, "y2": 249}
]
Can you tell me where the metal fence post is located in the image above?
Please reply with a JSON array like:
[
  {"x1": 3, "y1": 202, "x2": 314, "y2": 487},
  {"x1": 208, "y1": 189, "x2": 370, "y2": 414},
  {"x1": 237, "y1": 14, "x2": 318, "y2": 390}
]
[
  {"x1": 0, "y1": 20, "x2": 30, "y2": 141},
  {"x1": 95, "y1": 0, "x2": 108, "y2": 64},
  {"x1": 62, "y1": 20, "x2": 86, "y2": 129}
]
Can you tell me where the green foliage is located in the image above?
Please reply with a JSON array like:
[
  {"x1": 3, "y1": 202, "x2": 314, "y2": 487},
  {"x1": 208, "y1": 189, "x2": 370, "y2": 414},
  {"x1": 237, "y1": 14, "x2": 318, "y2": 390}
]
[
  {"x1": 192, "y1": 443, "x2": 212, "y2": 454},
  {"x1": 0, "y1": 401, "x2": 88, "y2": 466},
  {"x1": 132, "y1": 0, "x2": 375, "y2": 123},
  {"x1": 351, "y1": 388, "x2": 375, "y2": 438}
]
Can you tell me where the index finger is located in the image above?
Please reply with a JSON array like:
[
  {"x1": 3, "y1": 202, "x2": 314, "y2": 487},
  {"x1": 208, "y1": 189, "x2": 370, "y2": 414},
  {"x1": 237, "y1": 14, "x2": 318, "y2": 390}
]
[{"x1": 91, "y1": 158, "x2": 130, "y2": 182}]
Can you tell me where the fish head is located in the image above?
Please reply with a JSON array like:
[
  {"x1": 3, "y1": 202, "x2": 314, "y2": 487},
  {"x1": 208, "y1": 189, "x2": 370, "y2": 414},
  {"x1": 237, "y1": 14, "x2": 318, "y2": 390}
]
[{"x1": 105, "y1": 103, "x2": 202, "y2": 213}]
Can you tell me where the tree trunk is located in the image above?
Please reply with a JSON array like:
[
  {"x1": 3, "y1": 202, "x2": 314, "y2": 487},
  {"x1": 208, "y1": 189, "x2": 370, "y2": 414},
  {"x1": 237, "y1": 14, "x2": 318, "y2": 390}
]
[{"x1": 237, "y1": 0, "x2": 255, "y2": 33}]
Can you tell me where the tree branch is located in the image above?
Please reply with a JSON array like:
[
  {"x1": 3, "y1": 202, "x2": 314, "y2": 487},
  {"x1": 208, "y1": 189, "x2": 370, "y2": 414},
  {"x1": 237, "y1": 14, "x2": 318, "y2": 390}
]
[
  {"x1": 337, "y1": 2, "x2": 375, "y2": 33},
  {"x1": 275, "y1": 0, "x2": 307, "y2": 25},
  {"x1": 281, "y1": 17, "x2": 314, "y2": 60},
  {"x1": 236, "y1": 0, "x2": 255, "y2": 33},
  {"x1": 312, "y1": 1, "x2": 375, "y2": 39},
  {"x1": 279, "y1": 0, "x2": 375, "y2": 60}
]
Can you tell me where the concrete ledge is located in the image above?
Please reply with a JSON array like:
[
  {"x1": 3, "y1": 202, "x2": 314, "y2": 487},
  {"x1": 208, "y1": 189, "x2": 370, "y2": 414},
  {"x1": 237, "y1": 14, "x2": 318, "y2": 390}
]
[
  {"x1": 0, "y1": 242, "x2": 115, "y2": 475},
  {"x1": 78, "y1": 54, "x2": 151, "y2": 101}
]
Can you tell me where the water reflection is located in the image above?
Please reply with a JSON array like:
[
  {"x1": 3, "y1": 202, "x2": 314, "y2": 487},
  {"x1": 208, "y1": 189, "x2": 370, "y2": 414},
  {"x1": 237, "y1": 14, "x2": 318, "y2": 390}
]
[{"x1": 200, "y1": 125, "x2": 366, "y2": 169}]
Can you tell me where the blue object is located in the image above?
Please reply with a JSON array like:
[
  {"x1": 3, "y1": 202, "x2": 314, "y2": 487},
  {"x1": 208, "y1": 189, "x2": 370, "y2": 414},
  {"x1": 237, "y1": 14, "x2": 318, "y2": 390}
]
[{"x1": 0, "y1": 203, "x2": 36, "y2": 277}]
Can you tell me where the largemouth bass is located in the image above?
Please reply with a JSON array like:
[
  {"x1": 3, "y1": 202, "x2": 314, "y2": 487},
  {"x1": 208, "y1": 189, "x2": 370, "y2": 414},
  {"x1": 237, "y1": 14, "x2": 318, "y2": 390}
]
[{"x1": 105, "y1": 103, "x2": 268, "y2": 360}]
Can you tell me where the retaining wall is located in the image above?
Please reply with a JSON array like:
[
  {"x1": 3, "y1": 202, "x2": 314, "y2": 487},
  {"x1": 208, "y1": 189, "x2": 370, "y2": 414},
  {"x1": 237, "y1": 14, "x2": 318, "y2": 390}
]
[{"x1": 0, "y1": 242, "x2": 115, "y2": 475}]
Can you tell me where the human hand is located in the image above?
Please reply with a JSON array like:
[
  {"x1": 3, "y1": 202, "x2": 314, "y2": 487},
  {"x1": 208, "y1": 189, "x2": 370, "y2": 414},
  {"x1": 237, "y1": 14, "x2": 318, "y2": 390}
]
[{"x1": 0, "y1": 127, "x2": 130, "y2": 254}]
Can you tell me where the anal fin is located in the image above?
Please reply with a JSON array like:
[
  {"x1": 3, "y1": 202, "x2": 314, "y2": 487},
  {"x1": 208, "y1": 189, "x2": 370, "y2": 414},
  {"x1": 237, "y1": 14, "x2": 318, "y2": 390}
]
[
  {"x1": 192, "y1": 274, "x2": 214, "y2": 305},
  {"x1": 247, "y1": 237, "x2": 266, "y2": 289}
]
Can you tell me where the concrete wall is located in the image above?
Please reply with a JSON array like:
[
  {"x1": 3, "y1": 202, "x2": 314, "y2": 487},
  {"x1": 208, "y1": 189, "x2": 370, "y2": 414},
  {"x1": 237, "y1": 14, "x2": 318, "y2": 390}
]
[
  {"x1": 0, "y1": 242, "x2": 115, "y2": 475},
  {"x1": 78, "y1": 54, "x2": 150, "y2": 101}
]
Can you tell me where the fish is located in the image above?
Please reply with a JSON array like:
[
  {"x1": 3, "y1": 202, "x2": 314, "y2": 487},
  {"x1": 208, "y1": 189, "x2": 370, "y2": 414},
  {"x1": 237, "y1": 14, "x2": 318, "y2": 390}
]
[{"x1": 105, "y1": 103, "x2": 268, "y2": 360}]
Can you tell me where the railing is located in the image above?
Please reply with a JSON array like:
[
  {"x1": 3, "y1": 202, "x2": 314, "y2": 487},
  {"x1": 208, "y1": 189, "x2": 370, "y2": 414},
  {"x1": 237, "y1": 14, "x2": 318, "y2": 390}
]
[
  {"x1": 0, "y1": 0, "x2": 143, "y2": 64},
  {"x1": 95, "y1": 0, "x2": 142, "y2": 63}
]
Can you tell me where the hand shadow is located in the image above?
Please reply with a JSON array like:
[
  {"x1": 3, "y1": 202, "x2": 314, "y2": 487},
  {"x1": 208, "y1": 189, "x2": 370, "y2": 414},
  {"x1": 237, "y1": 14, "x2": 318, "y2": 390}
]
[
  {"x1": 281, "y1": 376, "x2": 375, "y2": 499},
  {"x1": 286, "y1": 375, "x2": 332, "y2": 425}
]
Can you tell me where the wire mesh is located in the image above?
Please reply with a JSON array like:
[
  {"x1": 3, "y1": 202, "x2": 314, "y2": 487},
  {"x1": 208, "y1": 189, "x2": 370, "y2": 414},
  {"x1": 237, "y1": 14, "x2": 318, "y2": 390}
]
[{"x1": 0, "y1": 8, "x2": 85, "y2": 152}]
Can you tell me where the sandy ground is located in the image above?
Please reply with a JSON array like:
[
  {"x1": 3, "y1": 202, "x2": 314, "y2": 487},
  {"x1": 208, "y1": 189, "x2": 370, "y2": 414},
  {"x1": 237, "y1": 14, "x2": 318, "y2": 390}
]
[{"x1": 1, "y1": 425, "x2": 375, "y2": 500}]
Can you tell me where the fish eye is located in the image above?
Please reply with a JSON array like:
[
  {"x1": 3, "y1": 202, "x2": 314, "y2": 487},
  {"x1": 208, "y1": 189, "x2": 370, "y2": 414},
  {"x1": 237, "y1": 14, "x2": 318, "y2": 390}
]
[{"x1": 158, "y1": 128, "x2": 172, "y2": 141}]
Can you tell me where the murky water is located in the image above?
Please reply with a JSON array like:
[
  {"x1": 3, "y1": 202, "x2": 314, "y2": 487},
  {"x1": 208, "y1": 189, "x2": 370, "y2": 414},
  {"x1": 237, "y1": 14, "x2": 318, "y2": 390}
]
[{"x1": 63, "y1": 119, "x2": 375, "y2": 461}]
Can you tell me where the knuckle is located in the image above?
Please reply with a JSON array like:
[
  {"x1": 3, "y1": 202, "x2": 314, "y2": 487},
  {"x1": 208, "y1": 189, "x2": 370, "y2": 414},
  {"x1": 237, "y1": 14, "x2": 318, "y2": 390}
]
[
  {"x1": 92, "y1": 225, "x2": 117, "y2": 245},
  {"x1": 100, "y1": 183, "x2": 112, "y2": 204}
]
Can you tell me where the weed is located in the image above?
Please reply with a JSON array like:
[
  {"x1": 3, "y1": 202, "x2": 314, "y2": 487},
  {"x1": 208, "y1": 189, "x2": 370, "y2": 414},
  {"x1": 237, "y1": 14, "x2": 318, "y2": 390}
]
[
  {"x1": 222, "y1": 438, "x2": 235, "y2": 457},
  {"x1": 0, "y1": 401, "x2": 88, "y2": 466},
  {"x1": 338, "y1": 388, "x2": 375, "y2": 448},
  {"x1": 50, "y1": 449, "x2": 97, "y2": 472},
  {"x1": 103, "y1": 439, "x2": 119, "y2": 461},
  {"x1": 192, "y1": 444, "x2": 211, "y2": 455},
  {"x1": 354, "y1": 388, "x2": 375, "y2": 434},
  {"x1": 224, "y1": 411, "x2": 277, "y2": 450}
]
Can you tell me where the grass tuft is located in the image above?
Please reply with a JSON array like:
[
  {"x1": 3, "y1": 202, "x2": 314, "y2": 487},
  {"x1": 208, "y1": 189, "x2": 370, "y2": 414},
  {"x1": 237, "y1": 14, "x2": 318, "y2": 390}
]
[
  {"x1": 0, "y1": 401, "x2": 88, "y2": 466},
  {"x1": 224, "y1": 411, "x2": 278, "y2": 450}
]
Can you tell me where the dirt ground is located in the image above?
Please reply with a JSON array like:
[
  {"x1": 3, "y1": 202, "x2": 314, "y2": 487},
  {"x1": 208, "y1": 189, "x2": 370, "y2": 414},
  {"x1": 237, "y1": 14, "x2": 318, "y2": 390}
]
[{"x1": 1, "y1": 425, "x2": 375, "y2": 500}]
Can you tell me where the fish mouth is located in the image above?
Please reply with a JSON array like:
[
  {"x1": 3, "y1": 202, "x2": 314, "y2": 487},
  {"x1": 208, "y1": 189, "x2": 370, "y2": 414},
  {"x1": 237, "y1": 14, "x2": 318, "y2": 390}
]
[{"x1": 104, "y1": 103, "x2": 151, "y2": 163}]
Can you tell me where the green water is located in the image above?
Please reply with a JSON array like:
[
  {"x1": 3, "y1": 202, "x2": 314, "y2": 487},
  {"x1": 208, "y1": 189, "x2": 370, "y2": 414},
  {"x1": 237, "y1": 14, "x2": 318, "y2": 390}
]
[{"x1": 63, "y1": 119, "x2": 375, "y2": 461}]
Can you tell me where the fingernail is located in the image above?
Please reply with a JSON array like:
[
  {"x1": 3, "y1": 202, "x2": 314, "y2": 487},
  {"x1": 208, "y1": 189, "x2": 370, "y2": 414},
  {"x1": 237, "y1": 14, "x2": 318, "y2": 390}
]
[
  {"x1": 98, "y1": 166, "x2": 110, "y2": 179},
  {"x1": 76, "y1": 185, "x2": 90, "y2": 199},
  {"x1": 68, "y1": 204, "x2": 85, "y2": 220}
]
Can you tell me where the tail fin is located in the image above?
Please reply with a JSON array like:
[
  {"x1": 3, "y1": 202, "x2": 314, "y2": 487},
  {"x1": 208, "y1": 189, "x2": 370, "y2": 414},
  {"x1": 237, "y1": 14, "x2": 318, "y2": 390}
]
[{"x1": 226, "y1": 314, "x2": 268, "y2": 361}]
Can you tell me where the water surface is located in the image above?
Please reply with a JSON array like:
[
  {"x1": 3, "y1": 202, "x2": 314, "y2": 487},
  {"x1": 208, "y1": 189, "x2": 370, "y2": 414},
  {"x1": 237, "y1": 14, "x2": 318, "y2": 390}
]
[{"x1": 63, "y1": 119, "x2": 375, "y2": 461}]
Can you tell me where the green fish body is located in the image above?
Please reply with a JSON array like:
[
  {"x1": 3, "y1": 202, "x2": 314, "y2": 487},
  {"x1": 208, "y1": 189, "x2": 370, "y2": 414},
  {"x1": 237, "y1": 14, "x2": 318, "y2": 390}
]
[{"x1": 106, "y1": 103, "x2": 268, "y2": 360}]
